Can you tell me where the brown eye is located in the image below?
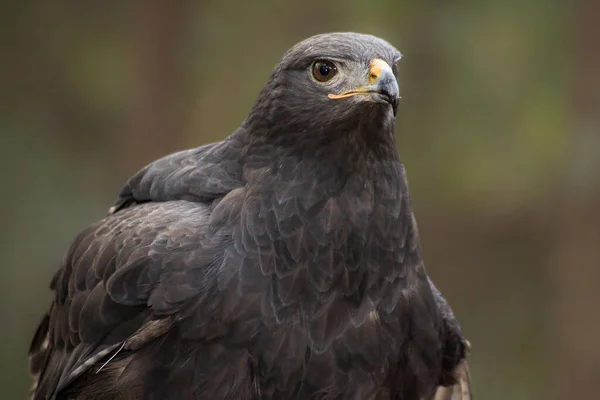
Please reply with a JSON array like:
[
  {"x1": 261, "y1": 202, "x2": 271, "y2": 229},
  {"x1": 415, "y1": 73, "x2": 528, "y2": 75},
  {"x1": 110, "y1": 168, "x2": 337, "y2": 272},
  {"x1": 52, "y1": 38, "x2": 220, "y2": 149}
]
[{"x1": 312, "y1": 60, "x2": 338, "y2": 82}]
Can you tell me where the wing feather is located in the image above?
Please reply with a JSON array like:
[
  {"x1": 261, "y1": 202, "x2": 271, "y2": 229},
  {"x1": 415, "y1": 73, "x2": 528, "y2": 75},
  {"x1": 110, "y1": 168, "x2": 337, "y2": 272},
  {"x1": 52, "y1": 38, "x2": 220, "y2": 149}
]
[
  {"x1": 432, "y1": 360, "x2": 473, "y2": 400},
  {"x1": 110, "y1": 136, "x2": 245, "y2": 213},
  {"x1": 30, "y1": 137, "x2": 248, "y2": 397},
  {"x1": 29, "y1": 194, "x2": 245, "y2": 399}
]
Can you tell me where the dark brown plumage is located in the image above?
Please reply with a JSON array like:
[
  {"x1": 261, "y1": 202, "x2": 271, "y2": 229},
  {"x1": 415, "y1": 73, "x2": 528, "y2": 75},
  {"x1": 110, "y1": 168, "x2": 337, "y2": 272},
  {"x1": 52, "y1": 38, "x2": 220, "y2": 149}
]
[{"x1": 29, "y1": 32, "x2": 471, "y2": 400}]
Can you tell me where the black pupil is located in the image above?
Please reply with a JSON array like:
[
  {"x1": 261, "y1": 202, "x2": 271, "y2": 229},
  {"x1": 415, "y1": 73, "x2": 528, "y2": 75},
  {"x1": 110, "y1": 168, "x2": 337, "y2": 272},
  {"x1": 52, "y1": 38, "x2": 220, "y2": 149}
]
[{"x1": 319, "y1": 63, "x2": 331, "y2": 76}]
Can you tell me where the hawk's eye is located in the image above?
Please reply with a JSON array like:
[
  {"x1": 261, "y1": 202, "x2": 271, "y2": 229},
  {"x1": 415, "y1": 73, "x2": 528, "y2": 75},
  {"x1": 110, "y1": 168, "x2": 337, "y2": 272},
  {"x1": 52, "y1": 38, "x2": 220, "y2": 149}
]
[{"x1": 312, "y1": 60, "x2": 338, "y2": 82}]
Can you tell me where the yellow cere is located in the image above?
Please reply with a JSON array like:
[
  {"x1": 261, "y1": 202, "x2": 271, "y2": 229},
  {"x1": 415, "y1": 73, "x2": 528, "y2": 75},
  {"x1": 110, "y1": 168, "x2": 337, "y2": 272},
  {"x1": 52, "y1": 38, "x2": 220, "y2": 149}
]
[
  {"x1": 368, "y1": 58, "x2": 389, "y2": 85},
  {"x1": 328, "y1": 58, "x2": 391, "y2": 100}
]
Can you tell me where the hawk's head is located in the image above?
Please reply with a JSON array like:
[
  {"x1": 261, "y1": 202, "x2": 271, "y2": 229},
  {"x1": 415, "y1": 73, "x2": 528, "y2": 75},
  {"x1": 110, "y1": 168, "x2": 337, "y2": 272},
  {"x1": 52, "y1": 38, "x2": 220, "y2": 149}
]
[{"x1": 246, "y1": 33, "x2": 402, "y2": 144}]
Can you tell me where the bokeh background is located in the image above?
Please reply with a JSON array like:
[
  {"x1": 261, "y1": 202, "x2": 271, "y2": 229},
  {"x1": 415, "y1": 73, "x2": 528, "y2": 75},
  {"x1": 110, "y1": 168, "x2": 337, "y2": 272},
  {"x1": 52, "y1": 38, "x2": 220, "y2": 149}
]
[{"x1": 1, "y1": 1, "x2": 598, "y2": 399}]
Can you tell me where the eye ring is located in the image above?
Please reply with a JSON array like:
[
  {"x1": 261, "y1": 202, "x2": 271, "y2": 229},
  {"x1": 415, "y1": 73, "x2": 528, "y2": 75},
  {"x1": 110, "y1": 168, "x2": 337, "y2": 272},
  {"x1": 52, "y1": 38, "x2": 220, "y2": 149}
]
[{"x1": 312, "y1": 60, "x2": 338, "y2": 83}]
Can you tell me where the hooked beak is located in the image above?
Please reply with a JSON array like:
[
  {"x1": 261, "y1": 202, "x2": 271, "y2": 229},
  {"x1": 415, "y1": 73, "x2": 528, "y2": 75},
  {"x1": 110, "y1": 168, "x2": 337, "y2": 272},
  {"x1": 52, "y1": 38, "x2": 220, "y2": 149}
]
[{"x1": 328, "y1": 58, "x2": 400, "y2": 113}]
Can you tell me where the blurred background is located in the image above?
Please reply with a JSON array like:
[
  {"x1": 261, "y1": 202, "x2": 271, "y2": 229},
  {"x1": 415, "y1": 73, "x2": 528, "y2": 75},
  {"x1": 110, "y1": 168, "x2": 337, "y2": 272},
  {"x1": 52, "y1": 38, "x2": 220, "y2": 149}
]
[{"x1": 1, "y1": 1, "x2": 598, "y2": 399}]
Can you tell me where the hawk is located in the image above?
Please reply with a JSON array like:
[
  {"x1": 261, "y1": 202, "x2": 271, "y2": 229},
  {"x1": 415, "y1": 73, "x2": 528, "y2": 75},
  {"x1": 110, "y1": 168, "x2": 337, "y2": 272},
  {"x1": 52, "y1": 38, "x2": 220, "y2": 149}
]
[{"x1": 29, "y1": 32, "x2": 471, "y2": 400}]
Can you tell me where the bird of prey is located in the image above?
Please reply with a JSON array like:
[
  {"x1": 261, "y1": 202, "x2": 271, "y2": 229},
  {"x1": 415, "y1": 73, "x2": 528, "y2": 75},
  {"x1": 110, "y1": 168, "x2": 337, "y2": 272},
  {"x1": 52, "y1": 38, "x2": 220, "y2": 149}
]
[{"x1": 29, "y1": 32, "x2": 471, "y2": 400}]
